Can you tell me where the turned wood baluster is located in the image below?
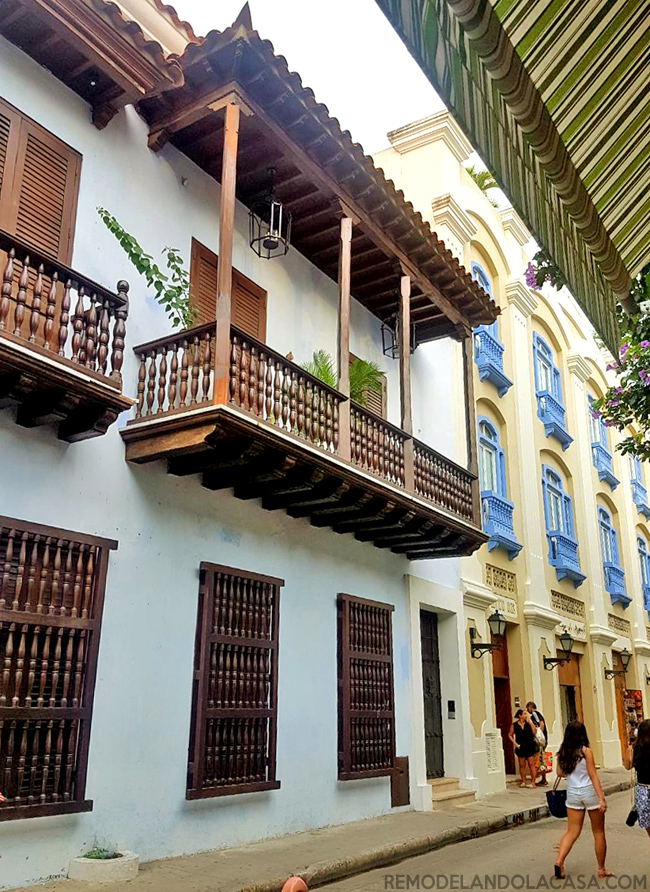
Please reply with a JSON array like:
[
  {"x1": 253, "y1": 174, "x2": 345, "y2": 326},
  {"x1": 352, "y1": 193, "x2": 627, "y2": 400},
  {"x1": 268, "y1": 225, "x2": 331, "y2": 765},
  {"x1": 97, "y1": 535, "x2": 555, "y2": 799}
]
[
  {"x1": 318, "y1": 390, "x2": 326, "y2": 445},
  {"x1": 289, "y1": 370, "x2": 297, "y2": 431},
  {"x1": 281, "y1": 368, "x2": 290, "y2": 430},
  {"x1": 25, "y1": 535, "x2": 39, "y2": 612},
  {"x1": 64, "y1": 719, "x2": 79, "y2": 800},
  {"x1": 146, "y1": 351, "x2": 157, "y2": 416},
  {"x1": 61, "y1": 629, "x2": 75, "y2": 706},
  {"x1": 273, "y1": 362, "x2": 282, "y2": 426},
  {"x1": 37, "y1": 537, "x2": 51, "y2": 615},
  {"x1": 14, "y1": 531, "x2": 28, "y2": 610},
  {"x1": 297, "y1": 375, "x2": 305, "y2": 438},
  {"x1": 0, "y1": 248, "x2": 14, "y2": 331},
  {"x1": 169, "y1": 343, "x2": 179, "y2": 408},
  {"x1": 265, "y1": 356, "x2": 273, "y2": 420},
  {"x1": 333, "y1": 398, "x2": 339, "y2": 452},
  {"x1": 229, "y1": 335, "x2": 239, "y2": 404},
  {"x1": 249, "y1": 345, "x2": 257, "y2": 415},
  {"x1": 70, "y1": 286, "x2": 85, "y2": 363},
  {"x1": 13, "y1": 255, "x2": 29, "y2": 337},
  {"x1": 12, "y1": 625, "x2": 27, "y2": 706},
  {"x1": 58, "y1": 280, "x2": 71, "y2": 356},
  {"x1": 325, "y1": 393, "x2": 333, "y2": 449},
  {"x1": 97, "y1": 299, "x2": 110, "y2": 374},
  {"x1": 43, "y1": 273, "x2": 57, "y2": 351},
  {"x1": 25, "y1": 630, "x2": 39, "y2": 708},
  {"x1": 84, "y1": 298, "x2": 97, "y2": 369},
  {"x1": 360, "y1": 413, "x2": 368, "y2": 468},
  {"x1": 304, "y1": 380, "x2": 312, "y2": 441},
  {"x1": 239, "y1": 340, "x2": 250, "y2": 410},
  {"x1": 180, "y1": 339, "x2": 189, "y2": 406},
  {"x1": 202, "y1": 333, "x2": 212, "y2": 402},
  {"x1": 190, "y1": 336, "x2": 200, "y2": 404},
  {"x1": 377, "y1": 426, "x2": 385, "y2": 478},
  {"x1": 71, "y1": 544, "x2": 85, "y2": 619},
  {"x1": 157, "y1": 347, "x2": 168, "y2": 413},
  {"x1": 109, "y1": 282, "x2": 129, "y2": 384},
  {"x1": 0, "y1": 528, "x2": 15, "y2": 610},
  {"x1": 52, "y1": 720, "x2": 65, "y2": 800},
  {"x1": 40, "y1": 720, "x2": 53, "y2": 803},
  {"x1": 257, "y1": 353, "x2": 265, "y2": 417},
  {"x1": 29, "y1": 264, "x2": 44, "y2": 343},
  {"x1": 135, "y1": 354, "x2": 147, "y2": 418}
]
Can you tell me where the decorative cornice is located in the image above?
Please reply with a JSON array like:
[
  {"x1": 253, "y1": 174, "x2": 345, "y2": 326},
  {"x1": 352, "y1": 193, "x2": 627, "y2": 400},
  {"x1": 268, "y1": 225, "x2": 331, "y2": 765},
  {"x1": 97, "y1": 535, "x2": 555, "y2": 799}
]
[
  {"x1": 589, "y1": 625, "x2": 619, "y2": 646},
  {"x1": 522, "y1": 601, "x2": 561, "y2": 630},
  {"x1": 567, "y1": 353, "x2": 592, "y2": 383},
  {"x1": 505, "y1": 280, "x2": 538, "y2": 318},
  {"x1": 462, "y1": 579, "x2": 498, "y2": 611},
  {"x1": 431, "y1": 193, "x2": 477, "y2": 249},
  {"x1": 499, "y1": 207, "x2": 529, "y2": 247},
  {"x1": 387, "y1": 110, "x2": 473, "y2": 162},
  {"x1": 633, "y1": 639, "x2": 650, "y2": 658}
]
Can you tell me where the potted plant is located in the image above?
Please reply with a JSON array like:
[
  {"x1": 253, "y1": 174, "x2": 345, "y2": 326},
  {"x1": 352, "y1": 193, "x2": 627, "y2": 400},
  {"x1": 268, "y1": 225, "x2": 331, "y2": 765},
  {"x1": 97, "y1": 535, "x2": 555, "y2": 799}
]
[{"x1": 68, "y1": 845, "x2": 140, "y2": 882}]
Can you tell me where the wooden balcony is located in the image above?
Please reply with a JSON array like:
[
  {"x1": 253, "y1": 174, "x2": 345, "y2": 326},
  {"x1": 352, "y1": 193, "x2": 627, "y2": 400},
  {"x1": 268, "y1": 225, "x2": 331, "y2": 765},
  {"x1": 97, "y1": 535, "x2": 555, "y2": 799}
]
[
  {"x1": 0, "y1": 231, "x2": 132, "y2": 441},
  {"x1": 121, "y1": 324, "x2": 486, "y2": 559}
]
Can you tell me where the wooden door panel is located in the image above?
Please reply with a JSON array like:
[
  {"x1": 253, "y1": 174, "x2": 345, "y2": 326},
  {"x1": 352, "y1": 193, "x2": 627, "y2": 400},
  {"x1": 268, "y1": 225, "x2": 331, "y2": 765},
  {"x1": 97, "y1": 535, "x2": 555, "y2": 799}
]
[{"x1": 420, "y1": 610, "x2": 444, "y2": 778}]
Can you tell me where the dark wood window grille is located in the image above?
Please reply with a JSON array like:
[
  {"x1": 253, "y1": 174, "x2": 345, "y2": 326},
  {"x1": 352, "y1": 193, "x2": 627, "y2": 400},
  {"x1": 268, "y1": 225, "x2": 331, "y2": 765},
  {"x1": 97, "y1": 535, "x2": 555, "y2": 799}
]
[
  {"x1": 187, "y1": 563, "x2": 282, "y2": 799},
  {"x1": 0, "y1": 515, "x2": 116, "y2": 821},
  {"x1": 337, "y1": 593, "x2": 396, "y2": 780}
]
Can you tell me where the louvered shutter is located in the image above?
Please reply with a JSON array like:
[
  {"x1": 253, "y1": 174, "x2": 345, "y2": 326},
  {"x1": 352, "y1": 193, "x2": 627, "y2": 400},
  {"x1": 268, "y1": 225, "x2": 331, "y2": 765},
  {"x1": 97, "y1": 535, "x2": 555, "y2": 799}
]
[
  {"x1": 337, "y1": 593, "x2": 396, "y2": 780},
  {"x1": 190, "y1": 238, "x2": 267, "y2": 339},
  {"x1": 350, "y1": 353, "x2": 387, "y2": 419},
  {"x1": 0, "y1": 100, "x2": 22, "y2": 233}
]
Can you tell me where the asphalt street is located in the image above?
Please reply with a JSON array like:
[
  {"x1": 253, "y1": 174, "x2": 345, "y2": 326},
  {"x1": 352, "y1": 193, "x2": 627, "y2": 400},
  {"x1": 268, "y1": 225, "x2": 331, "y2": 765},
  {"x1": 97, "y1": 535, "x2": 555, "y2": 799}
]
[{"x1": 326, "y1": 792, "x2": 650, "y2": 891}]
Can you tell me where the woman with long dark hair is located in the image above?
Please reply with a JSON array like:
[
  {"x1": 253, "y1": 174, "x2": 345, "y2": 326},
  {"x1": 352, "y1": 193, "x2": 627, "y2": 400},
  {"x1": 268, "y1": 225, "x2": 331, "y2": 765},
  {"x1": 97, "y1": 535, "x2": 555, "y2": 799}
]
[
  {"x1": 554, "y1": 721, "x2": 610, "y2": 879},
  {"x1": 624, "y1": 718, "x2": 650, "y2": 841},
  {"x1": 509, "y1": 708, "x2": 537, "y2": 788}
]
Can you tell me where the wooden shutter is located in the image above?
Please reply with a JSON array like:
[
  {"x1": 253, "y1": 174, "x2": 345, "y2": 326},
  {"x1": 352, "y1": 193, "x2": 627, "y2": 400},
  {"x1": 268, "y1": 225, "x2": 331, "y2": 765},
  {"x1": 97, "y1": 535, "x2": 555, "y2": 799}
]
[
  {"x1": 189, "y1": 238, "x2": 267, "y2": 340},
  {"x1": 350, "y1": 353, "x2": 387, "y2": 419},
  {"x1": 0, "y1": 98, "x2": 80, "y2": 265},
  {"x1": 0, "y1": 515, "x2": 116, "y2": 821},
  {"x1": 337, "y1": 593, "x2": 396, "y2": 780},
  {"x1": 187, "y1": 563, "x2": 282, "y2": 799}
]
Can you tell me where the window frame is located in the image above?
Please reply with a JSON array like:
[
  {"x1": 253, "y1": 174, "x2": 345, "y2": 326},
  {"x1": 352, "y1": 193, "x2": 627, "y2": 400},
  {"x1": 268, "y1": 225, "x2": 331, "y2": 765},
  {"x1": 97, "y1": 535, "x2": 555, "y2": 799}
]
[
  {"x1": 533, "y1": 334, "x2": 562, "y2": 402},
  {"x1": 638, "y1": 537, "x2": 650, "y2": 586},
  {"x1": 598, "y1": 507, "x2": 619, "y2": 566},
  {"x1": 471, "y1": 262, "x2": 497, "y2": 338},
  {"x1": 477, "y1": 418, "x2": 506, "y2": 497},
  {"x1": 186, "y1": 562, "x2": 283, "y2": 799},
  {"x1": 541, "y1": 466, "x2": 574, "y2": 539},
  {"x1": 337, "y1": 592, "x2": 396, "y2": 781},
  {"x1": 0, "y1": 514, "x2": 116, "y2": 821}
]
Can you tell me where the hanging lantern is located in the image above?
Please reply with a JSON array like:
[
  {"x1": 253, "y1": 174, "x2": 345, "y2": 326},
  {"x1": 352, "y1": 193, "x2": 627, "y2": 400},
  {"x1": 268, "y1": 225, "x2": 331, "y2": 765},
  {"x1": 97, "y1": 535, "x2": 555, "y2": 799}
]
[
  {"x1": 381, "y1": 313, "x2": 417, "y2": 359},
  {"x1": 249, "y1": 168, "x2": 292, "y2": 260}
]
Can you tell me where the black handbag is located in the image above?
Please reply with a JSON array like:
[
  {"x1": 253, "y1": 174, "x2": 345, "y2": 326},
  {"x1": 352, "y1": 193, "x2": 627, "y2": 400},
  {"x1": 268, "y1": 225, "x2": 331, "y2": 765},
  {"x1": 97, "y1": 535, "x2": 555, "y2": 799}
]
[
  {"x1": 626, "y1": 772, "x2": 638, "y2": 826},
  {"x1": 546, "y1": 774, "x2": 567, "y2": 819}
]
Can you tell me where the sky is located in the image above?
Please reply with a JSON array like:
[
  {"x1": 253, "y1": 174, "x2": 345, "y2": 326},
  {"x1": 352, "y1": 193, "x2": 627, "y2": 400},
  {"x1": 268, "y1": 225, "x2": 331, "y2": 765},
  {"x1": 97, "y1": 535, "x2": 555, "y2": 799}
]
[{"x1": 169, "y1": 0, "x2": 446, "y2": 155}]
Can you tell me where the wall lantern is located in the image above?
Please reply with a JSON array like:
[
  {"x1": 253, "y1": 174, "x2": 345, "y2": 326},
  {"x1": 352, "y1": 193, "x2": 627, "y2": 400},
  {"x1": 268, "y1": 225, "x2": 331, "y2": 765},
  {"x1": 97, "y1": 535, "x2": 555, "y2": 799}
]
[
  {"x1": 380, "y1": 314, "x2": 416, "y2": 359},
  {"x1": 543, "y1": 630, "x2": 574, "y2": 671},
  {"x1": 604, "y1": 647, "x2": 632, "y2": 680},
  {"x1": 469, "y1": 610, "x2": 506, "y2": 659},
  {"x1": 249, "y1": 167, "x2": 292, "y2": 260}
]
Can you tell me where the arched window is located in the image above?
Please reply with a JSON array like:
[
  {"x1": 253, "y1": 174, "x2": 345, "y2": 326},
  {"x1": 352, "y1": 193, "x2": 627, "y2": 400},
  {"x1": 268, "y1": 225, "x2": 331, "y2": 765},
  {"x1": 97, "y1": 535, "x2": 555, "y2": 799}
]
[
  {"x1": 630, "y1": 455, "x2": 650, "y2": 518},
  {"x1": 472, "y1": 263, "x2": 512, "y2": 396},
  {"x1": 541, "y1": 465, "x2": 584, "y2": 585},
  {"x1": 638, "y1": 537, "x2": 650, "y2": 616},
  {"x1": 588, "y1": 396, "x2": 619, "y2": 489},
  {"x1": 533, "y1": 335, "x2": 572, "y2": 449},
  {"x1": 471, "y1": 262, "x2": 492, "y2": 296},
  {"x1": 598, "y1": 508, "x2": 619, "y2": 565},
  {"x1": 478, "y1": 418, "x2": 505, "y2": 496},
  {"x1": 598, "y1": 506, "x2": 628, "y2": 605}
]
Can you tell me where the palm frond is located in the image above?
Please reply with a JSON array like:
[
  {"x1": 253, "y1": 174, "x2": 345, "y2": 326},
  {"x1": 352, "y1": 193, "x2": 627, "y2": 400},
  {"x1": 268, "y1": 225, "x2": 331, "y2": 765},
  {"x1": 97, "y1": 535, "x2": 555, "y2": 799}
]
[
  {"x1": 350, "y1": 358, "x2": 384, "y2": 406},
  {"x1": 302, "y1": 349, "x2": 337, "y2": 388},
  {"x1": 464, "y1": 165, "x2": 500, "y2": 207}
]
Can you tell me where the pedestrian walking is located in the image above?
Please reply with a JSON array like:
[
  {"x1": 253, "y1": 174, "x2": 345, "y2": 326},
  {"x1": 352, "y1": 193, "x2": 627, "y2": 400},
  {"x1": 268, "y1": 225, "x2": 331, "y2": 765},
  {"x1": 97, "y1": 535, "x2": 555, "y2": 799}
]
[
  {"x1": 527, "y1": 700, "x2": 549, "y2": 786},
  {"x1": 509, "y1": 708, "x2": 537, "y2": 788},
  {"x1": 623, "y1": 717, "x2": 650, "y2": 845},
  {"x1": 554, "y1": 720, "x2": 611, "y2": 879}
]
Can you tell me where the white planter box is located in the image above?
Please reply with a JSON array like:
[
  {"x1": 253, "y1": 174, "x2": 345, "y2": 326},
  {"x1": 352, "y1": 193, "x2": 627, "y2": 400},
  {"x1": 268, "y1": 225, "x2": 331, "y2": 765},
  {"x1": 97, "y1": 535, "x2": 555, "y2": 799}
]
[{"x1": 68, "y1": 851, "x2": 140, "y2": 883}]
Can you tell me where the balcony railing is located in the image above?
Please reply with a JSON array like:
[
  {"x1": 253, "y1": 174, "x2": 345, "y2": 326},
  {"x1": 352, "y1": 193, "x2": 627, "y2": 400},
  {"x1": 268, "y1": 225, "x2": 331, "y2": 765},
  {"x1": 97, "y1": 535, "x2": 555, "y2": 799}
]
[
  {"x1": 127, "y1": 323, "x2": 477, "y2": 528},
  {"x1": 481, "y1": 491, "x2": 522, "y2": 560},
  {"x1": 0, "y1": 230, "x2": 131, "y2": 440},
  {"x1": 537, "y1": 389, "x2": 573, "y2": 450},
  {"x1": 547, "y1": 531, "x2": 586, "y2": 587},
  {"x1": 604, "y1": 562, "x2": 630, "y2": 607},
  {"x1": 591, "y1": 442, "x2": 619, "y2": 490},
  {"x1": 474, "y1": 327, "x2": 512, "y2": 397},
  {"x1": 632, "y1": 479, "x2": 650, "y2": 519}
]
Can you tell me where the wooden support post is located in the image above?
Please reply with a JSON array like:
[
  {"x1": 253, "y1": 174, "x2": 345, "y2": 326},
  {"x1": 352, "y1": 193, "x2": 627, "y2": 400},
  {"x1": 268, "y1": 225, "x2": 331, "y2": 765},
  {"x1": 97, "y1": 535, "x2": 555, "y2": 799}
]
[
  {"x1": 337, "y1": 215, "x2": 353, "y2": 460},
  {"x1": 399, "y1": 274, "x2": 414, "y2": 493},
  {"x1": 461, "y1": 328, "x2": 481, "y2": 526},
  {"x1": 213, "y1": 100, "x2": 241, "y2": 405}
]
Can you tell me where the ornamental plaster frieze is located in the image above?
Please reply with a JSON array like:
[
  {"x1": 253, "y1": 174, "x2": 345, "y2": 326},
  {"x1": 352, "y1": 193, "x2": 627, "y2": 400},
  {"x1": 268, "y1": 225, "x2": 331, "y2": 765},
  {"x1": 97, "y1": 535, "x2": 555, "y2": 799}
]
[
  {"x1": 522, "y1": 601, "x2": 562, "y2": 630},
  {"x1": 387, "y1": 110, "x2": 473, "y2": 161},
  {"x1": 505, "y1": 280, "x2": 538, "y2": 318},
  {"x1": 589, "y1": 625, "x2": 619, "y2": 647},
  {"x1": 431, "y1": 193, "x2": 477, "y2": 250},
  {"x1": 499, "y1": 207, "x2": 530, "y2": 247},
  {"x1": 567, "y1": 352, "x2": 592, "y2": 384},
  {"x1": 462, "y1": 578, "x2": 498, "y2": 611}
]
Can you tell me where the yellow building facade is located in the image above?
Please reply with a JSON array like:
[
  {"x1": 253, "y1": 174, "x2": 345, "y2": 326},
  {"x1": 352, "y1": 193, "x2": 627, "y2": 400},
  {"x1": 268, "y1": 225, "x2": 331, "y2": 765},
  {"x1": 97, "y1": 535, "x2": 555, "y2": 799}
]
[{"x1": 376, "y1": 112, "x2": 650, "y2": 794}]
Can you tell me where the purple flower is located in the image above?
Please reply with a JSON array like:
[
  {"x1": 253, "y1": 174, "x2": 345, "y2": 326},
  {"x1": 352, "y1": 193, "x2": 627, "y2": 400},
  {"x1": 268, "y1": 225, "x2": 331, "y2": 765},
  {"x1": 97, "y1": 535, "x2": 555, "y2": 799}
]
[
  {"x1": 613, "y1": 386, "x2": 623, "y2": 394},
  {"x1": 590, "y1": 409, "x2": 601, "y2": 419},
  {"x1": 606, "y1": 362, "x2": 620, "y2": 371},
  {"x1": 641, "y1": 340, "x2": 650, "y2": 348},
  {"x1": 603, "y1": 419, "x2": 615, "y2": 427},
  {"x1": 620, "y1": 343, "x2": 629, "y2": 357},
  {"x1": 524, "y1": 263, "x2": 538, "y2": 289}
]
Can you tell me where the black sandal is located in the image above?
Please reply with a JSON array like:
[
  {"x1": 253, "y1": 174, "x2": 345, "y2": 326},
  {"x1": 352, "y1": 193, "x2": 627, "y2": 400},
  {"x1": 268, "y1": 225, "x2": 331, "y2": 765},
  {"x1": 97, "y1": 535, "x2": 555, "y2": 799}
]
[{"x1": 554, "y1": 866, "x2": 565, "y2": 879}]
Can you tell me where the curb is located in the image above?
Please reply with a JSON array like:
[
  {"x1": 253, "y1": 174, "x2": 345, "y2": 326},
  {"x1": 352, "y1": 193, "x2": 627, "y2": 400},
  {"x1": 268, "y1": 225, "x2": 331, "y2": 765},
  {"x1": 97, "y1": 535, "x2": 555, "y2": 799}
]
[{"x1": 236, "y1": 781, "x2": 630, "y2": 892}]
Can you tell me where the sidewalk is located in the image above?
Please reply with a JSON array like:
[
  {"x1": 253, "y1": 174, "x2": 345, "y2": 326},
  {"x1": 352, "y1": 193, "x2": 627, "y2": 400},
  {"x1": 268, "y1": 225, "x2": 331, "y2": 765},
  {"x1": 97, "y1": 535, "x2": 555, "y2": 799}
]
[{"x1": 14, "y1": 769, "x2": 629, "y2": 892}]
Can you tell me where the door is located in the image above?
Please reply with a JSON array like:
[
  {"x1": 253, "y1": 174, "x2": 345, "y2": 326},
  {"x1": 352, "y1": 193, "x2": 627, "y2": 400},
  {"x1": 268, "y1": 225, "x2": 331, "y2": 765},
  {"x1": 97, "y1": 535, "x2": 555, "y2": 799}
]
[
  {"x1": 558, "y1": 653, "x2": 583, "y2": 727},
  {"x1": 420, "y1": 610, "x2": 444, "y2": 778},
  {"x1": 491, "y1": 632, "x2": 514, "y2": 774},
  {"x1": 613, "y1": 654, "x2": 628, "y2": 759}
]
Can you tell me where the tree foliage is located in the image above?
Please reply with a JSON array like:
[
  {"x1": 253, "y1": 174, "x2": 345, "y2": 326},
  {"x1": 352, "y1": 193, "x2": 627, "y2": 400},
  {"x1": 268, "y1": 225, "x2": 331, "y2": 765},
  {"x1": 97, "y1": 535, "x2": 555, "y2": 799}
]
[
  {"x1": 97, "y1": 207, "x2": 196, "y2": 329},
  {"x1": 302, "y1": 350, "x2": 384, "y2": 407},
  {"x1": 464, "y1": 165, "x2": 499, "y2": 207}
]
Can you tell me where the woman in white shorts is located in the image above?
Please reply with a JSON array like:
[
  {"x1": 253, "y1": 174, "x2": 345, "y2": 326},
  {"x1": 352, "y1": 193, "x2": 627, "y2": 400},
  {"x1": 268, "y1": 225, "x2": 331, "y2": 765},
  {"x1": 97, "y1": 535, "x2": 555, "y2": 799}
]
[
  {"x1": 554, "y1": 720, "x2": 611, "y2": 879},
  {"x1": 624, "y1": 718, "x2": 650, "y2": 843}
]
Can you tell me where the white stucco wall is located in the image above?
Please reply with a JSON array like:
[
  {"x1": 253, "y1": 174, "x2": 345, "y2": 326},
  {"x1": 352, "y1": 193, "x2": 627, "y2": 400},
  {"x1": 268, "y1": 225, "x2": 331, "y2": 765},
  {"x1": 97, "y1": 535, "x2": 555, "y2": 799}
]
[{"x1": 0, "y1": 36, "x2": 468, "y2": 888}]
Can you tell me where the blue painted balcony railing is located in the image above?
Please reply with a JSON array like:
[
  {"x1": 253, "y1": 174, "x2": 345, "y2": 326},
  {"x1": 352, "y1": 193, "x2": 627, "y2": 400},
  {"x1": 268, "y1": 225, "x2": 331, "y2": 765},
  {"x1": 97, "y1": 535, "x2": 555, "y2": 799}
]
[
  {"x1": 537, "y1": 391, "x2": 573, "y2": 450},
  {"x1": 604, "y1": 562, "x2": 630, "y2": 607},
  {"x1": 547, "y1": 532, "x2": 586, "y2": 586},
  {"x1": 643, "y1": 584, "x2": 650, "y2": 619},
  {"x1": 632, "y1": 479, "x2": 650, "y2": 519},
  {"x1": 474, "y1": 328, "x2": 513, "y2": 397},
  {"x1": 481, "y1": 492, "x2": 522, "y2": 560},
  {"x1": 591, "y1": 443, "x2": 619, "y2": 490}
]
